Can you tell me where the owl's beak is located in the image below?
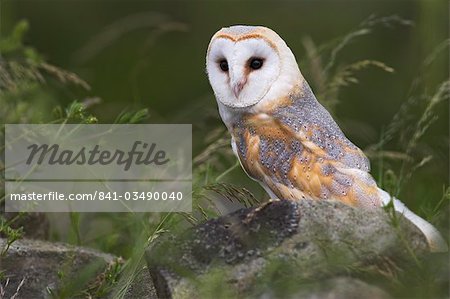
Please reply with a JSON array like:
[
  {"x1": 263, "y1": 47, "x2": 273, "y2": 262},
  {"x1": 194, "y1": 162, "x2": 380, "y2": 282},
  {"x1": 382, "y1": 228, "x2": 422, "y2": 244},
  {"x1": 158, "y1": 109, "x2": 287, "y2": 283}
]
[{"x1": 232, "y1": 78, "x2": 247, "y2": 98}]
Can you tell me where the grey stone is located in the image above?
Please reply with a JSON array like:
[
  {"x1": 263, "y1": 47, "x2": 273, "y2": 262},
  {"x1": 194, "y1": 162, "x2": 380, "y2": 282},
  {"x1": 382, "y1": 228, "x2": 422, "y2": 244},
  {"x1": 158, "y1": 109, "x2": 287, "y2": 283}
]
[
  {"x1": 146, "y1": 200, "x2": 428, "y2": 298},
  {"x1": 0, "y1": 238, "x2": 116, "y2": 298},
  {"x1": 262, "y1": 276, "x2": 391, "y2": 299},
  {"x1": 0, "y1": 238, "x2": 157, "y2": 299},
  {"x1": 123, "y1": 265, "x2": 158, "y2": 299}
]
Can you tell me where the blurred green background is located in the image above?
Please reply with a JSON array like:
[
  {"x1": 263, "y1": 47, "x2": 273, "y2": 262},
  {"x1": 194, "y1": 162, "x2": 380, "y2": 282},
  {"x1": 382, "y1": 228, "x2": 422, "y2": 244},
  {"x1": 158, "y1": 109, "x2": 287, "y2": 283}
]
[{"x1": 0, "y1": 0, "x2": 448, "y2": 297}]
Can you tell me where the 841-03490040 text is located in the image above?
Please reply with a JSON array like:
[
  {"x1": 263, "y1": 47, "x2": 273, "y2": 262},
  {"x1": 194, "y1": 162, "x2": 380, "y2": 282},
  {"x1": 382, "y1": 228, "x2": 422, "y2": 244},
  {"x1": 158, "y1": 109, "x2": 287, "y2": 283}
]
[{"x1": 9, "y1": 191, "x2": 184, "y2": 201}]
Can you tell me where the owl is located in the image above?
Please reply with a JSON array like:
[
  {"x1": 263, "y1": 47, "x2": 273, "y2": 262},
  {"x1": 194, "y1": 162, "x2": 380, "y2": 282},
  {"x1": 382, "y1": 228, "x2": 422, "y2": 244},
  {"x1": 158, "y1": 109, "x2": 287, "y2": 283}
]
[{"x1": 206, "y1": 25, "x2": 447, "y2": 252}]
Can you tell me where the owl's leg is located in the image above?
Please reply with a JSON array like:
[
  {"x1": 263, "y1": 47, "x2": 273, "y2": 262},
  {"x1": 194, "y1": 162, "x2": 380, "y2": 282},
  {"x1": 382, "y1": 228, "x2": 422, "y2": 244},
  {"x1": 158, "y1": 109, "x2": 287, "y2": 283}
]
[
  {"x1": 243, "y1": 198, "x2": 281, "y2": 224},
  {"x1": 261, "y1": 184, "x2": 279, "y2": 199},
  {"x1": 242, "y1": 180, "x2": 282, "y2": 224}
]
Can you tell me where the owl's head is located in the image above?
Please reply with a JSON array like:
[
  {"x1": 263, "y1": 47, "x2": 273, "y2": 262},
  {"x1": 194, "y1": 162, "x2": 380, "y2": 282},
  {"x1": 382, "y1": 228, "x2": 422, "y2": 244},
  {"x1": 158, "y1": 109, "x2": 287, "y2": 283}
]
[{"x1": 206, "y1": 25, "x2": 302, "y2": 109}]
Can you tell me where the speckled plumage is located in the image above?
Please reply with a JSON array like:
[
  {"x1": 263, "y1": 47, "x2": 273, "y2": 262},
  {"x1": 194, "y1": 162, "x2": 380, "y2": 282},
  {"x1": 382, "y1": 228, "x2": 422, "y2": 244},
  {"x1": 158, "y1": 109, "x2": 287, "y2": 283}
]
[{"x1": 231, "y1": 82, "x2": 380, "y2": 209}]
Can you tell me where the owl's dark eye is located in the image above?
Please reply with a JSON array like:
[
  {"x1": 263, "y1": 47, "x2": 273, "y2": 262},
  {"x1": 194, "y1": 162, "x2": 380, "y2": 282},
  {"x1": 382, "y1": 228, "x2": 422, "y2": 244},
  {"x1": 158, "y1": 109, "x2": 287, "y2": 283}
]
[
  {"x1": 249, "y1": 58, "x2": 263, "y2": 70},
  {"x1": 219, "y1": 60, "x2": 229, "y2": 72}
]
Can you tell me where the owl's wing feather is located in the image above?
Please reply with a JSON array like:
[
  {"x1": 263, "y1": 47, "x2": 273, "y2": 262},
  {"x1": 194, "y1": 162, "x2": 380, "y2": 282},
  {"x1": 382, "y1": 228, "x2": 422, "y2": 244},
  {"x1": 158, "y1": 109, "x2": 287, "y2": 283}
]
[{"x1": 232, "y1": 87, "x2": 381, "y2": 208}]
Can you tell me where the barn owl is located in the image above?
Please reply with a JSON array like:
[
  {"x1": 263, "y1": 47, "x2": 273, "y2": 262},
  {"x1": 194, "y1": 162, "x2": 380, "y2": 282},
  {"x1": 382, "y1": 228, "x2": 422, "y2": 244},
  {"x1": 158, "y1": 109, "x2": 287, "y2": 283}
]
[{"x1": 206, "y1": 25, "x2": 447, "y2": 252}]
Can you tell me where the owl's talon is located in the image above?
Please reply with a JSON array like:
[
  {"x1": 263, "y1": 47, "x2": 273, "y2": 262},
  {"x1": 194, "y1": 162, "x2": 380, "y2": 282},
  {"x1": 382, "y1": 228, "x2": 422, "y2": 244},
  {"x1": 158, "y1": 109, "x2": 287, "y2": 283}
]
[{"x1": 243, "y1": 198, "x2": 280, "y2": 224}]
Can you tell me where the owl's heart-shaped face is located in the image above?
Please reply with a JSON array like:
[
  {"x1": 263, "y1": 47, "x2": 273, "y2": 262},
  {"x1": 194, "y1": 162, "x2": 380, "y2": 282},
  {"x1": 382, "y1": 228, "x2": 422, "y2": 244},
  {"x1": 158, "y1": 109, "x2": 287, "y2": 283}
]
[
  {"x1": 206, "y1": 26, "x2": 302, "y2": 110},
  {"x1": 206, "y1": 29, "x2": 282, "y2": 108}
]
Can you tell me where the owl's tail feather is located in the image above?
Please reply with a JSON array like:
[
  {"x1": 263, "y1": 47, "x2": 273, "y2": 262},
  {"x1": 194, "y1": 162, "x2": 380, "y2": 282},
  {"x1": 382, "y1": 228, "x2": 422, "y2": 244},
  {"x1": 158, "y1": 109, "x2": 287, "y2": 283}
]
[{"x1": 379, "y1": 189, "x2": 448, "y2": 253}]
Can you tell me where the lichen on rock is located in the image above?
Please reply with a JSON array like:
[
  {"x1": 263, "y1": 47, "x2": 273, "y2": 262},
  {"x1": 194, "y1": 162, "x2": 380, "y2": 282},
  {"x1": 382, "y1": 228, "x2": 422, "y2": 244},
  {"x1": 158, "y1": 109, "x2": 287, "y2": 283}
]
[{"x1": 146, "y1": 200, "x2": 429, "y2": 298}]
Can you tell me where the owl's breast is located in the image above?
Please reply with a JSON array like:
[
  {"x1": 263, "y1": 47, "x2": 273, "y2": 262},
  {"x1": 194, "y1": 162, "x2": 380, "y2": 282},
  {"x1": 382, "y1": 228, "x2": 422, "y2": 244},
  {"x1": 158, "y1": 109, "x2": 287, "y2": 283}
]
[
  {"x1": 231, "y1": 113, "x2": 308, "y2": 198},
  {"x1": 230, "y1": 112, "x2": 381, "y2": 208}
]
